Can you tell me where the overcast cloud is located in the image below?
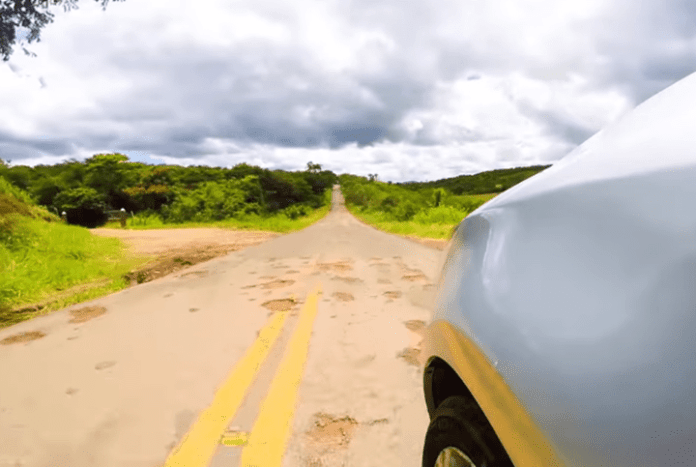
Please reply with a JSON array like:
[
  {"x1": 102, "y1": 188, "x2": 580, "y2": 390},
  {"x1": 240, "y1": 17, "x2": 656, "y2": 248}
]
[{"x1": 1, "y1": 0, "x2": 695, "y2": 181}]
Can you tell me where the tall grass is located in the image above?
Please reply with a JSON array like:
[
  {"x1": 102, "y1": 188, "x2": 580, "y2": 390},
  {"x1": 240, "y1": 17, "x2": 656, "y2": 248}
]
[{"x1": 118, "y1": 205, "x2": 331, "y2": 232}]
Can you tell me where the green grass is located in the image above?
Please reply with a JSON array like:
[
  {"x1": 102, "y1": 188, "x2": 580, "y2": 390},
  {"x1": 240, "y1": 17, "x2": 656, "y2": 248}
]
[
  {"x1": 0, "y1": 216, "x2": 145, "y2": 327},
  {"x1": 347, "y1": 207, "x2": 457, "y2": 239},
  {"x1": 108, "y1": 204, "x2": 332, "y2": 233},
  {"x1": 346, "y1": 193, "x2": 498, "y2": 240}
]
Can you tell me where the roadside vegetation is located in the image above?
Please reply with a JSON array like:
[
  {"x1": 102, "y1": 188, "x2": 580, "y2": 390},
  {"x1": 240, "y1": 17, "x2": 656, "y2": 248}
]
[
  {"x1": 339, "y1": 165, "x2": 549, "y2": 240},
  {"x1": 0, "y1": 176, "x2": 148, "y2": 327},
  {"x1": 0, "y1": 155, "x2": 337, "y2": 229}
]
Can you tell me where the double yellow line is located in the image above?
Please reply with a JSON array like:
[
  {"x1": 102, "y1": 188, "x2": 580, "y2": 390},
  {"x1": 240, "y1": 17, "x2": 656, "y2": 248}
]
[{"x1": 164, "y1": 285, "x2": 322, "y2": 467}]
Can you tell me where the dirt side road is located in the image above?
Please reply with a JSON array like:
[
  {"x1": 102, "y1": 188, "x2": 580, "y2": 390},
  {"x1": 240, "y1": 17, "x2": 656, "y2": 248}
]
[
  {"x1": 0, "y1": 187, "x2": 442, "y2": 467},
  {"x1": 91, "y1": 228, "x2": 280, "y2": 284},
  {"x1": 91, "y1": 228, "x2": 280, "y2": 257}
]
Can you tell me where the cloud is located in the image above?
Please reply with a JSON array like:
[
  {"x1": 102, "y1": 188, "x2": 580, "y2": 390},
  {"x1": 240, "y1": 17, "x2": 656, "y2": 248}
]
[{"x1": 1, "y1": 0, "x2": 695, "y2": 181}]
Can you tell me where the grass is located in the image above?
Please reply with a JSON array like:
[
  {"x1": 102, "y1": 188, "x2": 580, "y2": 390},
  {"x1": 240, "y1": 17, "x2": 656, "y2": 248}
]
[
  {"x1": 0, "y1": 215, "x2": 146, "y2": 328},
  {"x1": 347, "y1": 207, "x2": 457, "y2": 239},
  {"x1": 105, "y1": 204, "x2": 332, "y2": 233},
  {"x1": 346, "y1": 193, "x2": 498, "y2": 240}
]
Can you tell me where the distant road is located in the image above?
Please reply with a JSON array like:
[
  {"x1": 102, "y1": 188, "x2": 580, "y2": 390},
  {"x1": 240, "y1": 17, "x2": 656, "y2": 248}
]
[{"x1": 0, "y1": 186, "x2": 443, "y2": 467}]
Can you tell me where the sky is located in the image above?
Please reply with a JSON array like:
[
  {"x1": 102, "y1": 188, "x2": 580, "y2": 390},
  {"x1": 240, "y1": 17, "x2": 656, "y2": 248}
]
[{"x1": 1, "y1": 0, "x2": 695, "y2": 182}]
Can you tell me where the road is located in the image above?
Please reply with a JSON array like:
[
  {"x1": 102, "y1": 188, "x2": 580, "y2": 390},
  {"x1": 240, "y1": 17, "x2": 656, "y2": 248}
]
[{"x1": 0, "y1": 186, "x2": 444, "y2": 467}]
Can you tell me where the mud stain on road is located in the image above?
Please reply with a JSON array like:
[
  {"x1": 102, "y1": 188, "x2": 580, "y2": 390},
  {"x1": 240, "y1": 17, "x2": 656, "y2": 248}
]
[
  {"x1": 1, "y1": 330, "x2": 46, "y2": 345},
  {"x1": 68, "y1": 306, "x2": 107, "y2": 324},
  {"x1": 94, "y1": 361, "x2": 116, "y2": 370},
  {"x1": 332, "y1": 292, "x2": 354, "y2": 302},
  {"x1": 179, "y1": 270, "x2": 209, "y2": 279}
]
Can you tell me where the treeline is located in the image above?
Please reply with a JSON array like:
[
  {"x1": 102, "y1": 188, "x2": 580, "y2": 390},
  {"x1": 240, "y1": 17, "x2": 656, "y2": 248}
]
[
  {"x1": 0, "y1": 155, "x2": 337, "y2": 227},
  {"x1": 401, "y1": 165, "x2": 551, "y2": 194},
  {"x1": 339, "y1": 174, "x2": 494, "y2": 225}
]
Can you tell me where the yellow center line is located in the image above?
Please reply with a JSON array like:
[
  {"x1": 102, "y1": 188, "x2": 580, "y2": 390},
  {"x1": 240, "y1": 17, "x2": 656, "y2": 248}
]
[
  {"x1": 241, "y1": 285, "x2": 322, "y2": 467},
  {"x1": 163, "y1": 308, "x2": 291, "y2": 467}
]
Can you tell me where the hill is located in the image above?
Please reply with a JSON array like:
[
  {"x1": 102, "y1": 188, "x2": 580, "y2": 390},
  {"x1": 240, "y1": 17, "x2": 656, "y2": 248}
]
[{"x1": 400, "y1": 165, "x2": 551, "y2": 194}]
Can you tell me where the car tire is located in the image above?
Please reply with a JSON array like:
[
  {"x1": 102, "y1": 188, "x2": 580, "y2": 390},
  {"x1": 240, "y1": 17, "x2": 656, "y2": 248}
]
[{"x1": 422, "y1": 396, "x2": 513, "y2": 467}]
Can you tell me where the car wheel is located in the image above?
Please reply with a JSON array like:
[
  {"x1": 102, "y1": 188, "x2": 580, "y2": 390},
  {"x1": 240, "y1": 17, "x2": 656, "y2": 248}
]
[{"x1": 422, "y1": 396, "x2": 513, "y2": 467}]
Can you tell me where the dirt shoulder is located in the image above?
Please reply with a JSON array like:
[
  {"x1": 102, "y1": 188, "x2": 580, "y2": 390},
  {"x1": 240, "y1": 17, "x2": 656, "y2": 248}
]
[{"x1": 91, "y1": 228, "x2": 280, "y2": 284}]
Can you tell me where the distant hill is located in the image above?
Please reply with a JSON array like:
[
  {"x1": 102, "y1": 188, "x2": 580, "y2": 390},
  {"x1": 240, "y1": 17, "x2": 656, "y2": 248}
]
[{"x1": 400, "y1": 165, "x2": 552, "y2": 195}]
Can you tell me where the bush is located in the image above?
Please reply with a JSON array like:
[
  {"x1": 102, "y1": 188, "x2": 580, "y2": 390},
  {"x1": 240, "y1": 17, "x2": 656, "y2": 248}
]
[
  {"x1": 412, "y1": 205, "x2": 468, "y2": 224},
  {"x1": 282, "y1": 204, "x2": 311, "y2": 220},
  {"x1": 394, "y1": 201, "x2": 419, "y2": 221},
  {"x1": 166, "y1": 180, "x2": 247, "y2": 223}
]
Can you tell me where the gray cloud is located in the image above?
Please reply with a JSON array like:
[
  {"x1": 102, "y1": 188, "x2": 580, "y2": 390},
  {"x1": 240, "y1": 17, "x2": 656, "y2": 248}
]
[
  {"x1": 3, "y1": 0, "x2": 696, "y2": 180},
  {"x1": 517, "y1": 102, "x2": 596, "y2": 146}
]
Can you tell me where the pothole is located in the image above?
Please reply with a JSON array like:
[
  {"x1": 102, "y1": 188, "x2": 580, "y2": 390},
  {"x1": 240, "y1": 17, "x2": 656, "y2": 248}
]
[
  {"x1": 1, "y1": 331, "x2": 46, "y2": 345},
  {"x1": 316, "y1": 261, "x2": 353, "y2": 273},
  {"x1": 261, "y1": 298, "x2": 296, "y2": 312},
  {"x1": 69, "y1": 306, "x2": 107, "y2": 324},
  {"x1": 331, "y1": 276, "x2": 363, "y2": 284},
  {"x1": 261, "y1": 279, "x2": 295, "y2": 289},
  {"x1": 305, "y1": 413, "x2": 359, "y2": 451},
  {"x1": 404, "y1": 319, "x2": 426, "y2": 335},
  {"x1": 332, "y1": 292, "x2": 354, "y2": 302},
  {"x1": 397, "y1": 348, "x2": 421, "y2": 366},
  {"x1": 401, "y1": 272, "x2": 428, "y2": 282}
]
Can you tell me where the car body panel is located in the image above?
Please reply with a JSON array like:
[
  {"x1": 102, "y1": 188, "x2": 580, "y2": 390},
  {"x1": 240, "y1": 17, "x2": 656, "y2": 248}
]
[{"x1": 425, "y1": 72, "x2": 696, "y2": 466}]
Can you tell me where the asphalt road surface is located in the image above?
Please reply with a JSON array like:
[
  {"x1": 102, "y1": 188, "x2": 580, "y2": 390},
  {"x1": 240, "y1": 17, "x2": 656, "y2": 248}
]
[{"x1": 0, "y1": 186, "x2": 444, "y2": 467}]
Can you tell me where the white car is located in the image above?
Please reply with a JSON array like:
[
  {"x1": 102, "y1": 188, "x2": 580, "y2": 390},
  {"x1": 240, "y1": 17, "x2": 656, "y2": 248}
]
[{"x1": 422, "y1": 72, "x2": 696, "y2": 466}]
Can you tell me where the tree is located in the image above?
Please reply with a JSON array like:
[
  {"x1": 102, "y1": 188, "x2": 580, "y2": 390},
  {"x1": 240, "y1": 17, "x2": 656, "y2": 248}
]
[
  {"x1": 84, "y1": 153, "x2": 135, "y2": 208},
  {"x1": 433, "y1": 188, "x2": 446, "y2": 207},
  {"x1": 1, "y1": 0, "x2": 122, "y2": 62},
  {"x1": 306, "y1": 161, "x2": 321, "y2": 173}
]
